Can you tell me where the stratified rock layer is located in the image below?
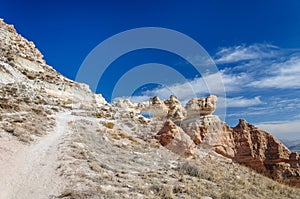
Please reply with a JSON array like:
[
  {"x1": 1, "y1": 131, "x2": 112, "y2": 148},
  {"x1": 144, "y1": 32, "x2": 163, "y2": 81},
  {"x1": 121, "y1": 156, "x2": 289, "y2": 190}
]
[
  {"x1": 1, "y1": 18, "x2": 300, "y2": 190},
  {"x1": 232, "y1": 119, "x2": 300, "y2": 186},
  {"x1": 0, "y1": 18, "x2": 106, "y2": 108},
  {"x1": 143, "y1": 94, "x2": 300, "y2": 187},
  {"x1": 140, "y1": 95, "x2": 185, "y2": 122},
  {"x1": 180, "y1": 102, "x2": 300, "y2": 187},
  {"x1": 185, "y1": 95, "x2": 217, "y2": 117},
  {"x1": 155, "y1": 119, "x2": 195, "y2": 156}
]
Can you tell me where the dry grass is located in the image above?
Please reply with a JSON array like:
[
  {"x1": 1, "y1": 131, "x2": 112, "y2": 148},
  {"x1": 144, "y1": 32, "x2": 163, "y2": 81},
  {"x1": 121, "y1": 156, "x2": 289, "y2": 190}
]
[
  {"x1": 54, "y1": 113, "x2": 300, "y2": 199},
  {"x1": 0, "y1": 83, "x2": 63, "y2": 142}
]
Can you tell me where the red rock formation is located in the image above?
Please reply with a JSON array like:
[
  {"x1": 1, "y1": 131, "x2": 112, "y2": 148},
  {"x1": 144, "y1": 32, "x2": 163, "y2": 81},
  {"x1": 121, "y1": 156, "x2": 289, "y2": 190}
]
[
  {"x1": 155, "y1": 120, "x2": 195, "y2": 156},
  {"x1": 182, "y1": 116, "x2": 300, "y2": 187},
  {"x1": 232, "y1": 119, "x2": 300, "y2": 187}
]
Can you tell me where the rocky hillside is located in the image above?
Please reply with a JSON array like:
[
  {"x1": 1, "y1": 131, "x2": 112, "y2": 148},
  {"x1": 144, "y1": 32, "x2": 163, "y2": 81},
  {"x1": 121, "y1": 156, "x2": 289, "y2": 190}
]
[
  {"x1": 1, "y1": 19, "x2": 300, "y2": 199},
  {"x1": 0, "y1": 18, "x2": 105, "y2": 142},
  {"x1": 143, "y1": 95, "x2": 300, "y2": 187}
]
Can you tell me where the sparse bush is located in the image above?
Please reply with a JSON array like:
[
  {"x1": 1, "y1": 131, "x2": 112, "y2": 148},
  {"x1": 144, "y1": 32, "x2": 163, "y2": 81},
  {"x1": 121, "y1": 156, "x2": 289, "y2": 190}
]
[
  {"x1": 150, "y1": 185, "x2": 174, "y2": 199},
  {"x1": 106, "y1": 122, "x2": 114, "y2": 129},
  {"x1": 179, "y1": 162, "x2": 201, "y2": 177}
]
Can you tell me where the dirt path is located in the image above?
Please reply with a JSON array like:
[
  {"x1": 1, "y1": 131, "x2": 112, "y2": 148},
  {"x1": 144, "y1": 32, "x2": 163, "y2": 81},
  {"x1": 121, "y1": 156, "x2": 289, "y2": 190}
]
[{"x1": 0, "y1": 111, "x2": 71, "y2": 199}]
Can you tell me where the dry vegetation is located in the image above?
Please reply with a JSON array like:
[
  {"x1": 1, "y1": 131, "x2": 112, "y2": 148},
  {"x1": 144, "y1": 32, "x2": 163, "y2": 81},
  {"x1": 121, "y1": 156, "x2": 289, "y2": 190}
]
[
  {"x1": 54, "y1": 111, "x2": 300, "y2": 199},
  {"x1": 0, "y1": 83, "x2": 62, "y2": 142}
]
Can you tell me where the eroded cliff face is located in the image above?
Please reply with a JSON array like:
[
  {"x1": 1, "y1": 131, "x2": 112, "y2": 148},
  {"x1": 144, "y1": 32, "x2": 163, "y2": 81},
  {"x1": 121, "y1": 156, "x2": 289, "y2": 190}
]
[
  {"x1": 0, "y1": 19, "x2": 106, "y2": 107},
  {"x1": 232, "y1": 120, "x2": 300, "y2": 186},
  {"x1": 150, "y1": 95, "x2": 300, "y2": 187},
  {"x1": 1, "y1": 18, "x2": 300, "y2": 194},
  {"x1": 0, "y1": 19, "x2": 107, "y2": 142}
]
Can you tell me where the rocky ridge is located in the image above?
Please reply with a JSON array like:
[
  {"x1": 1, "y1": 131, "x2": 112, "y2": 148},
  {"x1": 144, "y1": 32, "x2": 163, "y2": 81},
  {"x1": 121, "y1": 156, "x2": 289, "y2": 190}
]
[
  {"x1": 0, "y1": 18, "x2": 106, "y2": 142},
  {"x1": 151, "y1": 95, "x2": 300, "y2": 187},
  {"x1": 1, "y1": 18, "x2": 300, "y2": 198}
]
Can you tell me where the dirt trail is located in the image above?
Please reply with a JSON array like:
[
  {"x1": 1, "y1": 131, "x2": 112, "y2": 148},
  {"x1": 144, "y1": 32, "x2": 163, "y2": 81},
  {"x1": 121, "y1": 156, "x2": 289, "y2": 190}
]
[{"x1": 0, "y1": 112, "x2": 71, "y2": 199}]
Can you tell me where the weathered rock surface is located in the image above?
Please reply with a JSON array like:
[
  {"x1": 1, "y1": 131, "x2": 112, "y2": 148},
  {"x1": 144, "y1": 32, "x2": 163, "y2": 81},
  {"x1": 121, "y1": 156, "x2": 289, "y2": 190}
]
[
  {"x1": 165, "y1": 95, "x2": 185, "y2": 122},
  {"x1": 232, "y1": 119, "x2": 300, "y2": 187},
  {"x1": 139, "y1": 95, "x2": 185, "y2": 122},
  {"x1": 155, "y1": 119, "x2": 195, "y2": 156},
  {"x1": 1, "y1": 18, "x2": 300, "y2": 198},
  {"x1": 185, "y1": 95, "x2": 217, "y2": 117},
  {"x1": 136, "y1": 93, "x2": 300, "y2": 187},
  {"x1": 181, "y1": 115, "x2": 236, "y2": 158},
  {"x1": 139, "y1": 96, "x2": 169, "y2": 117},
  {"x1": 181, "y1": 98, "x2": 300, "y2": 187},
  {"x1": 0, "y1": 19, "x2": 107, "y2": 142},
  {"x1": 0, "y1": 18, "x2": 106, "y2": 109}
]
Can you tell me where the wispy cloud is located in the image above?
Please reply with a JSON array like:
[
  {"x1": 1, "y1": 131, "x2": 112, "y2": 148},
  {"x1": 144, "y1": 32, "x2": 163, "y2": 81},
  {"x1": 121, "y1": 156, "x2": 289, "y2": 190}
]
[
  {"x1": 126, "y1": 71, "x2": 251, "y2": 105},
  {"x1": 118, "y1": 43, "x2": 300, "y2": 141},
  {"x1": 249, "y1": 55, "x2": 300, "y2": 89},
  {"x1": 214, "y1": 43, "x2": 300, "y2": 90},
  {"x1": 257, "y1": 120, "x2": 300, "y2": 140},
  {"x1": 214, "y1": 43, "x2": 280, "y2": 64},
  {"x1": 226, "y1": 96, "x2": 263, "y2": 107}
]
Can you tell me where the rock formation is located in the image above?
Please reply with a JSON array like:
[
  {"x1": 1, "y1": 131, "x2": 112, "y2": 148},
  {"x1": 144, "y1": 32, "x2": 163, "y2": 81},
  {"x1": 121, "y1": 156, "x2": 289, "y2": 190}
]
[
  {"x1": 1, "y1": 18, "x2": 300, "y2": 198},
  {"x1": 185, "y1": 95, "x2": 217, "y2": 117},
  {"x1": 0, "y1": 18, "x2": 106, "y2": 109},
  {"x1": 0, "y1": 18, "x2": 106, "y2": 142},
  {"x1": 232, "y1": 119, "x2": 300, "y2": 186},
  {"x1": 139, "y1": 95, "x2": 185, "y2": 122},
  {"x1": 155, "y1": 119, "x2": 195, "y2": 156},
  {"x1": 153, "y1": 95, "x2": 300, "y2": 187},
  {"x1": 139, "y1": 96, "x2": 168, "y2": 117},
  {"x1": 182, "y1": 115, "x2": 300, "y2": 186}
]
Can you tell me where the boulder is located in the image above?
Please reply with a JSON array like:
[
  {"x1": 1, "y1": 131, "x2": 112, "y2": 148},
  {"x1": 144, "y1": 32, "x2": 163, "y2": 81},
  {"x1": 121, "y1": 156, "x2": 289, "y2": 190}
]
[
  {"x1": 155, "y1": 120, "x2": 195, "y2": 156},
  {"x1": 185, "y1": 95, "x2": 217, "y2": 117}
]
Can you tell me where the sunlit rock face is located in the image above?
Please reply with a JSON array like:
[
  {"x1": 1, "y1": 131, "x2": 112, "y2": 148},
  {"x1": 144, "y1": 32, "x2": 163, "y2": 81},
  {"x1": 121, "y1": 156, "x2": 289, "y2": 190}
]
[
  {"x1": 185, "y1": 95, "x2": 218, "y2": 118},
  {"x1": 165, "y1": 95, "x2": 185, "y2": 122},
  {"x1": 2, "y1": 16, "x2": 300, "y2": 190},
  {"x1": 138, "y1": 95, "x2": 185, "y2": 122},
  {"x1": 181, "y1": 102, "x2": 300, "y2": 187},
  {"x1": 139, "y1": 96, "x2": 168, "y2": 118},
  {"x1": 181, "y1": 115, "x2": 236, "y2": 158},
  {"x1": 155, "y1": 119, "x2": 195, "y2": 157},
  {"x1": 146, "y1": 94, "x2": 300, "y2": 187},
  {"x1": 0, "y1": 18, "x2": 106, "y2": 109}
]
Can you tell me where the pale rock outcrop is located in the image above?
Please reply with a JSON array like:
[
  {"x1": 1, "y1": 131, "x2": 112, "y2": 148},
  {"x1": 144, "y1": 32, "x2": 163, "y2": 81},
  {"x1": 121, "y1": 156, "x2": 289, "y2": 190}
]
[
  {"x1": 0, "y1": 18, "x2": 106, "y2": 109},
  {"x1": 141, "y1": 96, "x2": 168, "y2": 117},
  {"x1": 139, "y1": 95, "x2": 185, "y2": 122},
  {"x1": 115, "y1": 99, "x2": 140, "y2": 114},
  {"x1": 185, "y1": 95, "x2": 217, "y2": 117},
  {"x1": 2, "y1": 17, "x2": 300, "y2": 191},
  {"x1": 181, "y1": 115, "x2": 236, "y2": 158},
  {"x1": 0, "y1": 19, "x2": 107, "y2": 142},
  {"x1": 165, "y1": 95, "x2": 185, "y2": 122}
]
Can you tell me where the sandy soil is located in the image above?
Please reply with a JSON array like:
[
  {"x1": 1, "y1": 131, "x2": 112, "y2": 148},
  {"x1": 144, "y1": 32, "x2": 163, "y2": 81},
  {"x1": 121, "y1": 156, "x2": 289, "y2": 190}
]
[{"x1": 0, "y1": 112, "x2": 70, "y2": 199}]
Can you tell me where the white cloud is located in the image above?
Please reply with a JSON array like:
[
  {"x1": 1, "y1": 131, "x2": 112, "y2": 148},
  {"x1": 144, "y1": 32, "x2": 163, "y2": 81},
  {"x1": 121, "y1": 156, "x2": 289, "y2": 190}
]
[
  {"x1": 121, "y1": 44, "x2": 300, "y2": 105},
  {"x1": 249, "y1": 56, "x2": 300, "y2": 89},
  {"x1": 121, "y1": 71, "x2": 251, "y2": 106},
  {"x1": 113, "y1": 43, "x2": 300, "y2": 125},
  {"x1": 226, "y1": 96, "x2": 263, "y2": 107},
  {"x1": 214, "y1": 43, "x2": 280, "y2": 64},
  {"x1": 215, "y1": 44, "x2": 300, "y2": 90},
  {"x1": 257, "y1": 120, "x2": 300, "y2": 140}
]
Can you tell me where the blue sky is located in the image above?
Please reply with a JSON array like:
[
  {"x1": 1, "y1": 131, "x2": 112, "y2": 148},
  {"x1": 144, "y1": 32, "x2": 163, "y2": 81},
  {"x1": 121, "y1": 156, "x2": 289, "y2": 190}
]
[{"x1": 1, "y1": 0, "x2": 300, "y2": 139}]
